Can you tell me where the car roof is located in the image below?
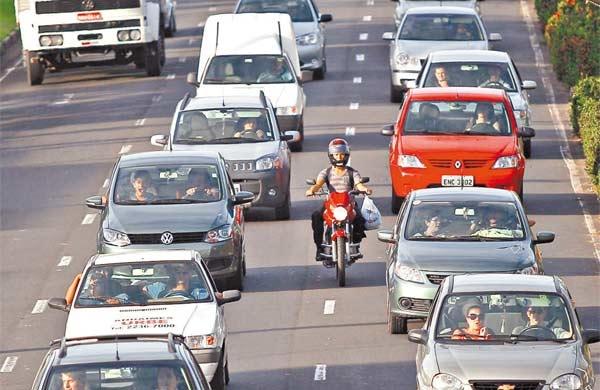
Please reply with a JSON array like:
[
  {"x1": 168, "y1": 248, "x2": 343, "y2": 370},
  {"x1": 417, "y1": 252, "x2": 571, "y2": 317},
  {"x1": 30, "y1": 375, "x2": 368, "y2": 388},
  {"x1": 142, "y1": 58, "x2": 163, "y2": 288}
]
[
  {"x1": 405, "y1": 6, "x2": 478, "y2": 15},
  {"x1": 450, "y1": 274, "x2": 558, "y2": 294},
  {"x1": 408, "y1": 87, "x2": 507, "y2": 101},
  {"x1": 183, "y1": 95, "x2": 268, "y2": 111},
  {"x1": 429, "y1": 50, "x2": 510, "y2": 63},
  {"x1": 92, "y1": 250, "x2": 196, "y2": 266},
  {"x1": 411, "y1": 187, "x2": 517, "y2": 202},
  {"x1": 119, "y1": 151, "x2": 221, "y2": 167}
]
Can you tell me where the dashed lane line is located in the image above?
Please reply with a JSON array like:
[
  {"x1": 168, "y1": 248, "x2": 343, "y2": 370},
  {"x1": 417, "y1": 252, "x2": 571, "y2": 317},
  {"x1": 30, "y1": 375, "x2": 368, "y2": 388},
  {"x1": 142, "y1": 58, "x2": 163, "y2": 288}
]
[
  {"x1": 314, "y1": 364, "x2": 327, "y2": 381},
  {"x1": 135, "y1": 118, "x2": 146, "y2": 126},
  {"x1": 323, "y1": 300, "x2": 336, "y2": 314},
  {"x1": 52, "y1": 93, "x2": 74, "y2": 105},
  {"x1": 31, "y1": 299, "x2": 48, "y2": 314},
  {"x1": 81, "y1": 213, "x2": 97, "y2": 225},
  {"x1": 152, "y1": 95, "x2": 162, "y2": 103},
  {"x1": 359, "y1": 33, "x2": 368, "y2": 41},
  {"x1": 0, "y1": 58, "x2": 23, "y2": 84},
  {"x1": 362, "y1": 15, "x2": 372, "y2": 22},
  {"x1": 166, "y1": 73, "x2": 176, "y2": 80},
  {"x1": 102, "y1": 178, "x2": 110, "y2": 188},
  {"x1": 119, "y1": 144, "x2": 132, "y2": 154},
  {"x1": 179, "y1": 57, "x2": 186, "y2": 63},
  {"x1": 353, "y1": 77, "x2": 362, "y2": 84},
  {"x1": 349, "y1": 103, "x2": 359, "y2": 110},
  {"x1": 57, "y1": 256, "x2": 72, "y2": 267},
  {"x1": 366, "y1": 0, "x2": 374, "y2": 5},
  {"x1": 355, "y1": 54, "x2": 365, "y2": 62},
  {"x1": 0, "y1": 356, "x2": 18, "y2": 373},
  {"x1": 345, "y1": 127, "x2": 356, "y2": 136}
]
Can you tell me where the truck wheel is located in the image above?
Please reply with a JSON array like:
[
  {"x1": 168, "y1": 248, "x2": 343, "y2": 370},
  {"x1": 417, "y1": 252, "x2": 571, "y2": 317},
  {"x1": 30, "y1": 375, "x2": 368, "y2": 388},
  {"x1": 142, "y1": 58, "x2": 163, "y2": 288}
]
[
  {"x1": 165, "y1": 13, "x2": 176, "y2": 37},
  {"x1": 227, "y1": 260, "x2": 244, "y2": 291},
  {"x1": 313, "y1": 55, "x2": 326, "y2": 80},
  {"x1": 133, "y1": 48, "x2": 145, "y2": 69},
  {"x1": 26, "y1": 52, "x2": 45, "y2": 86},
  {"x1": 524, "y1": 139, "x2": 532, "y2": 158},
  {"x1": 145, "y1": 33, "x2": 164, "y2": 77},
  {"x1": 391, "y1": 191, "x2": 404, "y2": 214},
  {"x1": 274, "y1": 192, "x2": 291, "y2": 220},
  {"x1": 390, "y1": 83, "x2": 404, "y2": 103}
]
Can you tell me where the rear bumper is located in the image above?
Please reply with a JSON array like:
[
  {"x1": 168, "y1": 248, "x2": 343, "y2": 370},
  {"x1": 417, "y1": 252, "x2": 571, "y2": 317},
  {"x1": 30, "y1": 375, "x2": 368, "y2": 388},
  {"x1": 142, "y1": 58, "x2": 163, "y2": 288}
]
[
  {"x1": 391, "y1": 69, "x2": 420, "y2": 89},
  {"x1": 231, "y1": 169, "x2": 290, "y2": 209}
]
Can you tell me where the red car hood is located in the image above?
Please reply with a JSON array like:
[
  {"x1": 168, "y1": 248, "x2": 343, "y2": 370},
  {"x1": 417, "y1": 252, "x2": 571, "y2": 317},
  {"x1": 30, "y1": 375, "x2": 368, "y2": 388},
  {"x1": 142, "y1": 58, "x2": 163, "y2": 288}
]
[{"x1": 401, "y1": 135, "x2": 515, "y2": 158}]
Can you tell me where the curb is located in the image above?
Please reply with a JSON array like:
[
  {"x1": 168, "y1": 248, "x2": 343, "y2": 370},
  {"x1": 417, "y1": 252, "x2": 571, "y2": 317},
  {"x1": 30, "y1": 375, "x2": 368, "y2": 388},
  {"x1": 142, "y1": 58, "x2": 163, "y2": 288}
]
[{"x1": 0, "y1": 28, "x2": 20, "y2": 56}]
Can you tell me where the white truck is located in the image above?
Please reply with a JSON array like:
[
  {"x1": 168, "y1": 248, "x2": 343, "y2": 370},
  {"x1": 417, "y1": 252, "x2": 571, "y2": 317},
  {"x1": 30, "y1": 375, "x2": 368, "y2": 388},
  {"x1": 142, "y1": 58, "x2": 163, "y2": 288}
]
[{"x1": 14, "y1": 0, "x2": 175, "y2": 85}]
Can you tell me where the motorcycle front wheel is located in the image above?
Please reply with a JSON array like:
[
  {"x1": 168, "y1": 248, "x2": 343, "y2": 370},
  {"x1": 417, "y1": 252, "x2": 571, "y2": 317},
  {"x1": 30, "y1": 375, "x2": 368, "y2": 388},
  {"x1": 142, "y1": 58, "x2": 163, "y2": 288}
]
[{"x1": 335, "y1": 238, "x2": 346, "y2": 287}]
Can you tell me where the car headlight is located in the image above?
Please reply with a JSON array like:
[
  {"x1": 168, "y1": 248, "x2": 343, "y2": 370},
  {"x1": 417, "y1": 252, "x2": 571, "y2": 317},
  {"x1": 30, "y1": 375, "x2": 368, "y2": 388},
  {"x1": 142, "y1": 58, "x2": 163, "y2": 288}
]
[
  {"x1": 332, "y1": 206, "x2": 348, "y2": 222},
  {"x1": 129, "y1": 29, "x2": 141, "y2": 41},
  {"x1": 205, "y1": 225, "x2": 232, "y2": 243},
  {"x1": 517, "y1": 263, "x2": 539, "y2": 275},
  {"x1": 550, "y1": 374, "x2": 582, "y2": 390},
  {"x1": 276, "y1": 106, "x2": 298, "y2": 116},
  {"x1": 117, "y1": 30, "x2": 131, "y2": 41},
  {"x1": 492, "y1": 155, "x2": 519, "y2": 169},
  {"x1": 185, "y1": 334, "x2": 217, "y2": 349},
  {"x1": 398, "y1": 154, "x2": 425, "y2": 168},
  {"x1": 256, "y1": 155, "x2": 282, "y2": 171},
  {"x1": 394, "y1": 264, "x2": 424, "y2": 283},
  {"x1": 296, "y1": 32, "x2": 319, "y2": 45},
  {"x1": 39, "y1": 35, "x2": 63, "y2": 46},
  {"x1": 394, "y1": 51, "x2": 409, "y2": 66},
  {"x1": 103, "y1": 228, "x2": 130, "y2": 247},
  {"x1": 432, "y1": 373, "x2": 463, "y2": 390}
]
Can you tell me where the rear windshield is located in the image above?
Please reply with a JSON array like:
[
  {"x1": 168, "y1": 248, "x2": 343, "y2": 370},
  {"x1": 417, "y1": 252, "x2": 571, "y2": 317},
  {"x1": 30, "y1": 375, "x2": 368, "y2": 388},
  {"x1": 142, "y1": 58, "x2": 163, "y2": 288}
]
[
  {"x1": 399, "y1": 14, "x2": 483, "y2": 41},
  {"x1": 204, "y1": 55, "x2": 295, "y2": 84},
  {"x1": 424, "y1": 62, "x2": 517, "y2": 92},
  {"x1": 237, "y1": 0, "x2": 314, "y2": 22}
]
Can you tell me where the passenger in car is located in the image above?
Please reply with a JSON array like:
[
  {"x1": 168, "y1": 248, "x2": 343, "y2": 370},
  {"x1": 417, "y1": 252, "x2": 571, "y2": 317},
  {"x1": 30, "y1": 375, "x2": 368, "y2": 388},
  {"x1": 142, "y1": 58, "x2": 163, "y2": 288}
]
[
  {"x1": 78, "y1": 270, "x2": 129, "y2": 305},
  {"x1": 432, "y1": 66, "x2": 452, "y2": 87},
  {"x1": 451, "y1": 302, "x2": 493, "y2": 340},
  {"x1": 60, "y1": 370, "x2": 87, "y2": 390},
  {"x1": 118, "y1": 170, "x2": 157, "y2": 203},
  {"x1": 178, "y1": 169, "x2": 220, "y2": 201},
  {"x1": 454, "y1": 23, "x2": 473, "y2": 40},
  {"x1": 233, "y1": 117, "x2": 267, "y2": 139},
  {"x1": 465, "y1": 102, "x2": 502, "y2": 132},
  {"x1": 156, "y1": 366, "x2": 179, "y2": 390},
  {"x1": 179, "y1": 111, "x2": 209, "y2": 139},
  {"x1": 409, "y1": 103, "x2": 442, "y2": 131}
]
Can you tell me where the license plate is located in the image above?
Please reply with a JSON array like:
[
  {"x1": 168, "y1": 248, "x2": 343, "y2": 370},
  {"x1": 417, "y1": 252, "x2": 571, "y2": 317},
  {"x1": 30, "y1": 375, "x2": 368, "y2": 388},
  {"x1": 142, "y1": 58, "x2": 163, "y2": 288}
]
[
  {"x1": 233, "y1": 183, "x2": 241, "y2": 193},
  {"x1": 441, "y1": 175, "x2": 474, "y2": 187}
]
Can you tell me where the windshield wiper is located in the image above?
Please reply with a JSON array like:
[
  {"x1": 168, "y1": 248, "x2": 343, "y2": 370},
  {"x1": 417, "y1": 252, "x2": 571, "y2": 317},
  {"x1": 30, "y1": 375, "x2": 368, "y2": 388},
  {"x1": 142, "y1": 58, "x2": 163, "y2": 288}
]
[
  {"x1": 206, "y1": 137, "x2": 260, "y2": 144},
  {"x1": 175, "y1": 139, "x2": 208, "y2": 144},
  {"x1": 463, "y1": 130, "x2": 503, "y2": 136},
  {"x1": 409, "y1": 236, "x2": 453, "y2": 241},
  {"x1": 148, "y1": 199, "x2": 195, "y2": 204},
  {"x1": 506, "y1": 334, "x2": 567, "y2": 344},
  {"x1": 454, "y1": 235, "x2": 515, "y2": 241}
]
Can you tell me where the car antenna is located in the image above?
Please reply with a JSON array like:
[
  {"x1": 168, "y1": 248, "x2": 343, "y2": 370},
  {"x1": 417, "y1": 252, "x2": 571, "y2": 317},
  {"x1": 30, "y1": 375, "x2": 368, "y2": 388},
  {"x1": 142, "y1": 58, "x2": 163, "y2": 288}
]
[
  {"x1": 115, "y1": 333, "x2": 120, "y2": 361},
  {"x1": 277, "y1": 21, "x2": 283, "y2": 55},
  {"x1": 215, "y1": 22, "x2": 219, "y2": 52},
  {"x1": 181, "y1": 92, "x2": 191, "y2": 110},
  {"x1": 167, "y1": 333, "x2": 176, "y2": 353},
  {"x1": 259, "y1": 90, "x2": 267, "y2": 108},
  {"x1": 58, "y1": 337, "x2": 67, "y2": 358}
]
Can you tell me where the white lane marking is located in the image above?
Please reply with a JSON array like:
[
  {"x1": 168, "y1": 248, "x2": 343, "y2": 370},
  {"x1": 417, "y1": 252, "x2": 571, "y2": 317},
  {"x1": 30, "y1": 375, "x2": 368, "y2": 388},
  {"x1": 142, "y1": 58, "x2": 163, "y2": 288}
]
[
  {"x1": 102, "y1": 178, "x2": 110, "y2": 188},
  {"x1": 135, "y1": 118, "x2": 146, "y2": 126},
  {"x1": 57, "y1": 256, "x2": 72, "y2": 267},
  {"x1": 366, "y1": 0, "x2": 374, "y2": 5},
  {"x1": 119, "y1": 144, "x2": 132, "y2": 154},
  {"x1": 0, "y1": 356, "x2": 18, "y2": 373},
  {"x1": 349, "y1": 102, "x2": 359, "y2": 110},
  {"x1": 0, "y1": 58, "x2": 23, "y2": 84},
  {"x1": 197, "y1": 22, "x2": 204, "y2": 27},
  {"x1": 179, "y1": 57, "x2": 186, "y2": 63},
  {"x1": 209, "y1": 6, "x2": 216, "y2": 11},
  {"x1": 520, "y1": 0, "x2": 600, "y2": 263},
  {"x1": 31, "y1": 299, "x2": 48, "y2": 314},
  {"x1": 81, "y1": 213, "x2": 97, "y2": 225},
  {"x1": 359, "y1": 33, "x2": 368, "y2": 41},
  {"x1": 362, "y1": 15, "x2": 372, "y2": 22},
  {"x1": 52, "y1": 93, "x2": 74, "y2": 105},
  {"x1": 323, "y1": 300, "x2": 336, "y2": 314},
  {"x1": 166, "y1": 73, "x2": 176, "y2": 80},
  {"x1": 353, "y1": 77, "x2": 362, "y2": 84},
  {"x1": 152, "y1": 95, "x2": 162, "y2": 103},
  {"x1": 314, "y1": 364, "x2": 327, "y2": 381},
  {"x1": 188, "y1": 38, "x2": 194, "y2": 45},
  {"x1": 345, "y1": 127, "x2": 356, "y2": 136},
  {"x1": 355, "y1": 54, "x2": 365, "y2": 62}
]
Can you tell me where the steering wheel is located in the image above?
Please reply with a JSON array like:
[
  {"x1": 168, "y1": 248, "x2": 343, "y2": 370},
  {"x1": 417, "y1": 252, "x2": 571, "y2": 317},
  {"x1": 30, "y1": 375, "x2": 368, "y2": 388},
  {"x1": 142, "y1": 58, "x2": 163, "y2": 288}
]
[
  {"x1": 162, "y1": 290, "x2": 193, "y2": 299},
  {"x1": 469, "y1": 122, "x2": 496, "y2": 133},
  {"x1": 518, "y1": 325, "x2": 556, "y2": 339},
  {"x1": 480, "y1": 81, "x2": 506, "y2": 90}
]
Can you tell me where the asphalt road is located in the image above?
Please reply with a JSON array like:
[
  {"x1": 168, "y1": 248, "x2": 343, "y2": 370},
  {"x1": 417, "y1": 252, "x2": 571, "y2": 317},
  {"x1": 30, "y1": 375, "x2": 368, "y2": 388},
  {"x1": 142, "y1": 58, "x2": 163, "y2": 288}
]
[{"x1": 1, "y1": 0, "x2": 598, "y2": 388}]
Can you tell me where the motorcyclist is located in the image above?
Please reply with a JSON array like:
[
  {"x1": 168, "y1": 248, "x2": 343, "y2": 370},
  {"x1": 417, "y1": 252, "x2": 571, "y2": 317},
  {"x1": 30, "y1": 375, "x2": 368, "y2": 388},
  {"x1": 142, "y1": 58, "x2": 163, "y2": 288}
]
[{"x1": 305, "y1": 138, "x2": 372, "y2": 262}]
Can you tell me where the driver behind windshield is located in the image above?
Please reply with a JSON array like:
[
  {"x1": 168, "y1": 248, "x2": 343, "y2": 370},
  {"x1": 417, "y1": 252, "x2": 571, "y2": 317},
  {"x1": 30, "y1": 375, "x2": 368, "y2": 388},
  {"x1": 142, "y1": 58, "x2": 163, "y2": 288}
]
[
  {"x1": 157, "y1": 264, "x2": 209, "y2": 300},
  {"x1": 233, "y1": 117, "x2": 267, "y2": 139},
  {"x1": 479, "y1": 65, "x2": 512, "y2": 90},
  {"x1": 177, "y1": 169, "x2": 220, "y2": 201},
  {"x1": 465, "y1": 102, "x2": 502, "y2": 132},
  {"x1": 512, "y1": 297, "x2": 571, "y2": 339},
  {"x1": 257, "y1": 58, "x2": 293, "y2": 83}
]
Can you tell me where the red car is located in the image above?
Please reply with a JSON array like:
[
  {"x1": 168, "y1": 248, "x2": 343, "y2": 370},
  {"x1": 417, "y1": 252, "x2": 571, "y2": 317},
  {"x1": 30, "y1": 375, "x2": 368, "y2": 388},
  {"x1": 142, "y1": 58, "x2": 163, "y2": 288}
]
[{"x1": 382, "y1": 87, "x2": 535, "y2": 213}]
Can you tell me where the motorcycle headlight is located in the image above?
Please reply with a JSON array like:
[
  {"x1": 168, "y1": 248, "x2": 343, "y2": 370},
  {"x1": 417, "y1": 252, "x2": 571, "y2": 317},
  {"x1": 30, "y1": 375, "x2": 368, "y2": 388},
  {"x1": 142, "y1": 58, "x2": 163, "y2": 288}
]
[
  {"x1": 394, "y1": 264, "x2": 424, "y2": 283},
  {"x1": 296, "y1": 32, "x2": 319, "y2": 45},
  {"x1": 394, "y1": 51, "x2": 409, "y2": 66},
  {"x1": 333, "y1": 206, "x2": 348, "y2": 222},
  {"x1": 276, "y1": 106, "x2": 298, "y2": 116},
  {"x1": 185, "y1": 334, "x2": 217, "y2": 349},
  {"x1": 103, "y1": 228, "x2": 130, "y2": 247},
  {"x1": 516, "y1": 263, "x2": 539, "y2": 275},
  {"x1": 398, "y1": 154, "x2": 425, "y2": 168},
  {"x1": 549, "y1": 374, "x2": 582, "y2": 390},
  {"x1": 256, "y1": 155, "x2": 281, "y2": 171},
  {"x1": 492, "y1": 155, "x2": 519, "y2": 169},
  {"x1": 432, "y1": 373, "x2": 463, "y2": 390},
  {"x1": 205, "y1": 225, "x2": 232, "y2": 243}
]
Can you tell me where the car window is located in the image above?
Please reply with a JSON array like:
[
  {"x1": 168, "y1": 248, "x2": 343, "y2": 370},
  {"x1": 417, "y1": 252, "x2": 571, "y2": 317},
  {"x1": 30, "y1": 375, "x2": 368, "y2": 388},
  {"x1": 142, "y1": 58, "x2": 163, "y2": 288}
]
[
  {"x1": 204, "y1": 55, "x2": 295, "y2": 84},
  {"x1": 113, "y1": 164, "x2": 222, "y2": 205},
  {"x1": 75, "y1": 261, "x2": 213, "y2": 307},
  {"x1": 45, "y1": 362, "x2": 195, "y2": 390},
  {"x1": 174, "y1": 108, "x2": 274, "y2": 144},
  {"x1": 404, "y1": 201, "x2": 525, "y2": 241},
  {"x1": 399, "y1": 14, "x2": 483, "y2": 41},
  {"x1": 237, "y1": 0, "x2": 315, "y2": 22},
  {"x1": 402, "y1": 100, "x2": 511, "y2": 135},
  {"x1": 435, "y1": 293, "x2": 574, "y2": 341},
  {"x1": 424, "y1": 62, "x2": 517, "y2": 92}
]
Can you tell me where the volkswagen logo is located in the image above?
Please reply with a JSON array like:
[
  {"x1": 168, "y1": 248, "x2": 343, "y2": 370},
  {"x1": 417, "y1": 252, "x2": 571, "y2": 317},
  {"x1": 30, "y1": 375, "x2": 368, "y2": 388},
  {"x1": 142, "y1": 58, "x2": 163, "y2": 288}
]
[
  {"x1": 160, "y1": 232, "x2": 174, "y2": 245},
  {"x1": 82, "y1": 0, "x2": 95, "y2": 10},
  {"x1": 454, "y1": 160, "x2": 462, "y2": 169}
]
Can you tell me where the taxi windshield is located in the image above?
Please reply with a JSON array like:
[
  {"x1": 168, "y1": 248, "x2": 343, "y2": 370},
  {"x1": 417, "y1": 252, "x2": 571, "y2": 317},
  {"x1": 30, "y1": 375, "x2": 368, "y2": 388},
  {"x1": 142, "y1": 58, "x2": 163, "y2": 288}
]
[
  {"x1": 204, "y1": 55, "x2": 295, "y2": 84},
  {"x1": 405, "y1": 201, "x2": 525, "y2": 241},
  {"x1": 424, "y1": 62, "x2": 517, "y2": 92},
  {"x1": 435, "y1": 293, "x2": 574, "y2": 342},
  {"x1": 75, "y1": 261, "x2": 213, "y2": 307},
  {"x1": 399, "y1": 14, "x2": 483, "y2": 41},
  {"x1": 174, "y1": 108, "x2": 274, "y2": 144},
  {"x1": 237, "y1": 0, "x2": 314, "y2": 22}
]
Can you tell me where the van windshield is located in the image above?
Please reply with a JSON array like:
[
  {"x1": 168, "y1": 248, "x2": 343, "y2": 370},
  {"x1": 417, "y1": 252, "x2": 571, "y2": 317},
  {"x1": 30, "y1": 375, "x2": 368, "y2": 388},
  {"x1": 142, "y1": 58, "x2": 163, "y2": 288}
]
[
  {"x1": 204, "y1": 55, "x2": 295, "y2": 84},
  {"x1": 236, "y1": 0, "x2": 314, "y2": 22}
]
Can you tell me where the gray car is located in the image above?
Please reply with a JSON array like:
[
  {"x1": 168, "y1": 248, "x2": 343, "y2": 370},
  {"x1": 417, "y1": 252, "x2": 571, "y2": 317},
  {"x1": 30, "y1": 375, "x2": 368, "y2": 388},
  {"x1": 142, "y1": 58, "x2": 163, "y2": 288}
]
[
  {"x1": 391, "y1": 0, "x2": 480, "y2": 28},
  {"x1": 377, "y1": 187, "x2": 555, "y2": 334},
  {"x1": 382, "y1": 7, "x2": 502, "y2": 102},
  {"x1": 234, "y1": 0, "x2": 332, "y2": 79},
  {"x1": 417, "y1": 50, "x2": 537, "y2": 157},
  {"x1": 85, "y1": 151, "x2": 254, "y2": 290},
  {"x1": 151, "y1": 93, "x2": 299, "y2": 220},
  {"x1": 408, "y1": 273, "x2": 599, "y2": 390}
]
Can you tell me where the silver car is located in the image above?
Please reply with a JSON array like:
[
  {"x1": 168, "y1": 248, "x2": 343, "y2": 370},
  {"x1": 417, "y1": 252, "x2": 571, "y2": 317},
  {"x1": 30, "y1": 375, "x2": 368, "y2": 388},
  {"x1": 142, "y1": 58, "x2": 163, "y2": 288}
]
[
  {"x1": 417, "y1": 50, "x2": 537, "y2": 157},
  {"x1": 391, "y1": 0, "x2": 480, "y2": 28},
  {"x1": 234, "y1": 0, "x2": 332, "y2": 79},
  {"x1": 382, "y1": 7, "x2": 502, "y2": 102},
  {"x1": 408, "y1": 274, "x2": 599, "y2": 390}
]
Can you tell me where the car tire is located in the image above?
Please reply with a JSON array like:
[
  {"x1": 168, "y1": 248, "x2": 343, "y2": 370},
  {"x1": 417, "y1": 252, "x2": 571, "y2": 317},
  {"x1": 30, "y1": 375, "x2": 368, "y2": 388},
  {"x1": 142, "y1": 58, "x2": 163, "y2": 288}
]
[
  {"x1": 313, "y1": 56, "x2": 326, "y2": 80},
  {"x1": 524, "y1": 138, "x2": 531, "y2": 158},
  {"x1": 224, "y1": 358, "x2": 230, "y2": 385},
  {"x1": 210, "y1": 354, "x2": 226, "y2": 390},
  {"x1": 387, "y1": 295, "x2": 408, "y2": 334},
  {"x1": 145, "y1": 33, "x2": 164, "y2": 77},
  {"x1": 289, "y1": 121, "x2": 304, "y2": 152},
  {"x1": 518, "y1": 180, "x2": 524, "y2": 202},
  {"x1": 391, "y1": 191, "x2": 404, "y2": 214},
  {"x1": 390, "y1": 83, "x2": 404, "y2": 103},
  {"x1": 26, "y1": 52, "x2": 45, "y2": 86},
  {"x1": 227, "y1": 260, "x2": 244, "y2": 291},
  {"x1": 165, "y1": 13, "x2": 176, "y2": 37},
  {"x1": 274, "y1": 192, "x2": 291, "y2": 220}
]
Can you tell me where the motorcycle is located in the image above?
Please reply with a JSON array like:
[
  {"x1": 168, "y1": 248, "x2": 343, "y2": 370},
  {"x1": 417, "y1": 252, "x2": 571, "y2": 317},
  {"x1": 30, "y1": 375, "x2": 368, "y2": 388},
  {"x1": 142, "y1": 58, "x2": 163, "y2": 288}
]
[{"x1": 306, "y1": 177, "x2": 369, "y2": 287}]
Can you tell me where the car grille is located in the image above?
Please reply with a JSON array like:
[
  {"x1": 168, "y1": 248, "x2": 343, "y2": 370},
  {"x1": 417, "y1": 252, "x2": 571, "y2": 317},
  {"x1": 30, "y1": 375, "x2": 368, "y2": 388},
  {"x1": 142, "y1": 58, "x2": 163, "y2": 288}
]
[
  {"x1": 128, "y1": 232, "x2": 206, "y2": 245},
  {"x1": 426, "y1": 273, "x2": 448, "y2": 285},
  {"x1": 408, "y1": 298, "x2": 431, "y2": 312},
  {"x1": 38, "y1": 19, "x2": 140, "y2": 33},
  {"x1": 463, "y1": 159, "x2": 488, "y2": 168},
  {"x1": 427, "y1": 159, "x2": 488, "y2": 169},
  {"x1": 428, "y1": 159, "x2": 452, "y2": 168},
  {"x1": 471, "y1": 381, "x2": 542, "y2": 390},
  {"x1": 225, "y1": 160, "x2": 254, "y2": 172},
  {"x1": 36, "y1": 0, "x2": 140, "y2": 14}
]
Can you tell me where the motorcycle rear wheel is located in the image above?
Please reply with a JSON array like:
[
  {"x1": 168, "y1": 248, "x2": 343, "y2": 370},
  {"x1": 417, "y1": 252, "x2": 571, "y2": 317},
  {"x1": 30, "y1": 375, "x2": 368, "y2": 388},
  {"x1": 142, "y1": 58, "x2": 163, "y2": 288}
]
[{"x1": 335, "y1": 238, "x2": 346, "y2": 287}]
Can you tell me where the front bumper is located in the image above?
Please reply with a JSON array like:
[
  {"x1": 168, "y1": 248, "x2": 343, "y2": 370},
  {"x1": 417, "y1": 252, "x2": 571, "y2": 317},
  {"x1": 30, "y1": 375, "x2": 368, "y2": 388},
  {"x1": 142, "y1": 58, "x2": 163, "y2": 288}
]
[
  {"x1": 192, "y1": 348, "x2": 222, "y2": 382},
  {"x1": 391, "y1": 69, "x2": 420, "y2": 89},
  {"x1": 389, "y1": 276, "x2": 438, "y2": 319},
  {"x1": 230, "y1": 169, "x2": 290, "y2": 209},
  {"x1": 298, "y1": 44, "x2": 324, "y2": 70}
]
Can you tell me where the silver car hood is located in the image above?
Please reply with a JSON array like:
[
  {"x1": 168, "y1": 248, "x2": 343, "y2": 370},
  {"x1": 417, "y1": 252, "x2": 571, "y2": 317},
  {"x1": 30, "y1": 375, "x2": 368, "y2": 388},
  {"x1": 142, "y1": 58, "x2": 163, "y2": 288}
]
[
  {"x1": 435, "y1": 343, "x2": 576, "y2": 381},
  {"x1": 293, "y1": 22, "x2": 316, "y2": 37},
  {"x1": 171, "y1": 141, "x2": 280, "y2": 160},
  {"x1": 397, "y1": 40, "x2": 489, "y2": 60}
]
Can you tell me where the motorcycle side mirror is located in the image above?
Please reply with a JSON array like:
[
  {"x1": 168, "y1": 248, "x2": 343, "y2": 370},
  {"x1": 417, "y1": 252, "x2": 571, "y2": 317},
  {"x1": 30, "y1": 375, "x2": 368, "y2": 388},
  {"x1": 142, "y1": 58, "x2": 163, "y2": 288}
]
[
  {"x1": 360, "y1": 177, "x2": 370, "y2": 184},
  {"x1": 306, "y1": 179, "x2": 316, "y2": 185}
]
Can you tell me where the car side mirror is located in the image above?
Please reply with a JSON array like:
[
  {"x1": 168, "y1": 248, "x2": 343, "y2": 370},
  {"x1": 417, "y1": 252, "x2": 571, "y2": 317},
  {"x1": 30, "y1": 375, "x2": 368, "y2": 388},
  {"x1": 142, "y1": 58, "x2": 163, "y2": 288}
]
[
  {"x1": 306, "y1": 178, "x2": 316, "y2": 185},
  {"x1": 233, "y1": 191, "x2": 254, "y2": 205},
  {"x1": 518, "y1": 127, "x2": 535, "y2": 138},
  {"x1": 282, "y1": 130, "x2": 301, "y2": 142},
  {"x1": 186, "y1": 72, "x2": 199, "y2": 87},
  {"x1": 382, "y1": 32, "x2": 395, "y2": 41},
  {"x1": 85, "y1": 195, "x2": 105, "y2": 210},
  {"x1": 360, "y1": 177, "x2": 370, "y2": 184},
  {"x1": 377, "y1": 230, "x2": 396, "y2": 243},
  {"x1": 381, "y1": 124, "x2": 395, "y2": 136},
  {"x1": 521, "y1": 80, "x2": 537, "y2": 90},
  {"x1": 150, "y1": 134, "x2": 168, "y2": 147},
  {"x1": 217, "y1": 290, "x2": 241, "y2": 305},
  {"x1": 534, "y1": 231, "x2": 555, "y2": 245},
  {"x1": 301, "y1": 70, "x2": 313, "y2": 82},
  {"x1": 48, "y1": 297, "x2": 69, "y2": 312},
  {"x1": 319, "y1": 14, "x2": 332, "y2": 22},
  {"x1": 408, "y1": 329, "x2": 428, "y2": 345},
  {"x1": 488, "y1": 33, "x2": 502, "y2": 42},
  {"x1": 582, "y1": 329, "x2": 600, "y2": 344}
]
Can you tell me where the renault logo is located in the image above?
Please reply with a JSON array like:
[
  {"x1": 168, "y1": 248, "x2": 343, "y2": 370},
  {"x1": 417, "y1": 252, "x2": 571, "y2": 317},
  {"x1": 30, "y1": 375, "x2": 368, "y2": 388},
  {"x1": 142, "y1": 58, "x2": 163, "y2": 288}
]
[
  {"x1": 454, "y1": 160, "x2": 462, "y2": 169},
  {"x1": 160, "y1": 232, "x2": 174, "y2": 245},
  {"x1": 82, "y1": 0, "x2": 95, "y2": 10}
]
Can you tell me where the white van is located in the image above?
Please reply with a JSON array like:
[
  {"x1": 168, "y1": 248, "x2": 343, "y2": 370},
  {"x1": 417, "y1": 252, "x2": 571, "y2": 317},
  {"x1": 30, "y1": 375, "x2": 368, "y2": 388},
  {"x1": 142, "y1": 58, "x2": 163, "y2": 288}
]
[{"x1": 188, "y1": 13, "x2": 307, "y2": 151}]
